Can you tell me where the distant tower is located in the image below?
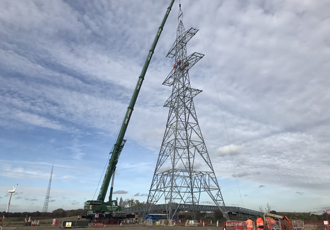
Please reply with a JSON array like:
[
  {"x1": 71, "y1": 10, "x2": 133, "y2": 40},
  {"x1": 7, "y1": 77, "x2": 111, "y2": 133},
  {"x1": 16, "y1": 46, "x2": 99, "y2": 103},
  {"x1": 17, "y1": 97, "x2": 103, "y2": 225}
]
[
  {"x1": 42, "y1": 164, "x2": 54, "y2": 212},
  {"x1": 6, "y1": 185, "x2": 17, "y2": 213},
  {"x1": 147, "y1": 5, "x2": 228, "y2": 220}
]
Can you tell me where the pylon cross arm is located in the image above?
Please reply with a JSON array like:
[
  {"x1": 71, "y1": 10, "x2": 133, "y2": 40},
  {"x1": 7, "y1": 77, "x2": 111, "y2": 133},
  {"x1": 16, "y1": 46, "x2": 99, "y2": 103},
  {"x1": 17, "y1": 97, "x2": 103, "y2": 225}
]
[
  {"x1": 166, "y1": 27, "x2": 199, "y2": 58},
  {"x1": 163, "y1": 52, "x2": 204, "y2": 86},
  {"x1": 186, "y1": 87, "x2": 202, "y2": 98},
  {"x1": 164, "y1": 87, "x2": 202, "y2": 107}
]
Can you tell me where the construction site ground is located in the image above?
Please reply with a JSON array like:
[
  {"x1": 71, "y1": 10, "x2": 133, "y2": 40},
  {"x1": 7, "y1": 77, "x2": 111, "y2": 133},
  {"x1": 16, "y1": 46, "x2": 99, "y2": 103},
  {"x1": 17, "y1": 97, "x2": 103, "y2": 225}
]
[
  {"x1": 1, "y1": 225, "x2": 222, "y2": 230},
  {"x1": 1, "y1": 217, "x2": 224, "y2": 230}
]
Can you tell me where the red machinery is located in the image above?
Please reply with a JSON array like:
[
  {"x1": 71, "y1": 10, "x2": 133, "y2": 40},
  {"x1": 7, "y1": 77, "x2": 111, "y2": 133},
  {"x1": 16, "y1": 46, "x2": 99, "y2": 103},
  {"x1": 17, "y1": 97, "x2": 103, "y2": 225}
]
[
  {"x1": 265, "y1": 217, "x2": 282, "y2": 230},
  {"x1": 325, "y1": 210, "x2": 330, "y2": 230},
  {"x1": 264, "y1": 213, "x2": 304, "y2": 230}
]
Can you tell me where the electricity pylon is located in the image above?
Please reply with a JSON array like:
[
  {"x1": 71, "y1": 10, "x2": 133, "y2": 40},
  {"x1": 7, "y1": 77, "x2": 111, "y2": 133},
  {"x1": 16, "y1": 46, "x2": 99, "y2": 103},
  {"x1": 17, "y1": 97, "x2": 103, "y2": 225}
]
[
  {"x1": 42, "y1": 164, "x2": 54, "y2": 212},
  {"x1": 146, "y1": 16, "x2": 229, "y2": 220}
]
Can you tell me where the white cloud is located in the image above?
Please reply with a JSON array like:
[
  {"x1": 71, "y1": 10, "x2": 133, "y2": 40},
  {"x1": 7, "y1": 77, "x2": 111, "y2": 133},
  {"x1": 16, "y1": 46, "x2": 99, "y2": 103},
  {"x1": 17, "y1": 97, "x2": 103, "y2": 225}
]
[
  {"x1": 0, "y1": 163, "x2": 48, "y2": 180},
  {"x1": 60, "y1": 175, "x2": 73, "y2": 179},
  {"x1": 15, "y1": 111, "x2": 63, "y2": 131},
  {"x1": 158, "y1": 165, "x2": 171, "y2": 173},
  {"x1": 216, "y1": 144, "x2": 243, "y2": 157},
  {"x1": 0, "y1": 0, "x2": 329, "y2": 213},
  {"x1": 113, "y1": 190, "x2": 128, "y2": 195}
]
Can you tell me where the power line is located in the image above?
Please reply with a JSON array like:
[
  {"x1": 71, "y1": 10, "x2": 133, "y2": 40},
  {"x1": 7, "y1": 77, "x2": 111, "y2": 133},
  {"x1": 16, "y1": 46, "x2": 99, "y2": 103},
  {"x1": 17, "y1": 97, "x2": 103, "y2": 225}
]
[{"x1": 199, "y1": 31, "x2": 245, "y2": 208}]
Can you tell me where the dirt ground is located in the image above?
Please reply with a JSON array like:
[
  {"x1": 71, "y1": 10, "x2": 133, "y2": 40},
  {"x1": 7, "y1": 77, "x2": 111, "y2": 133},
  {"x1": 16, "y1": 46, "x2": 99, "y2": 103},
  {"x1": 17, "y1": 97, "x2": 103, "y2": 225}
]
[
  {"x1": 1, "y1": 216, "x2": 225, "y2": 230},
  {"x1": 0, "y1": 225, "x2": 222, "y2": 230}
]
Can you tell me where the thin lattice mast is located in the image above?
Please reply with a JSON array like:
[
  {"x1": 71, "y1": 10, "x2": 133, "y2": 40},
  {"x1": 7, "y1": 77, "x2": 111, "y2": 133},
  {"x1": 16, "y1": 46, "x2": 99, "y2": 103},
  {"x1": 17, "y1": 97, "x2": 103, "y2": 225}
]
[
  {"x1": 42, "y1": 164, "x2": 54, "y2": 212},
  {"x1": 146, "y1": 4, "x2": 229, "y2": 220},
  {"x1": 6, "y1": 185, "x2": 17, "y2": 213}
]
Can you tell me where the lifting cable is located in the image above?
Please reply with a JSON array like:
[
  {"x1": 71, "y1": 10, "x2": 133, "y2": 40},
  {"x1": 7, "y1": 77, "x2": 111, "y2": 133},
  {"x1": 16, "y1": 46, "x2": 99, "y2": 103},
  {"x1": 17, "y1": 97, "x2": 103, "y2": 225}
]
[
  {"x1": 92, "y1": 153, "x2": 111, "y2": 200},
  {"x1": 199, "y1": 31, "x2": 245, "y2": 208},
  {"x1": 92, "y1": 118, "x2": 122, "y2": 200}
]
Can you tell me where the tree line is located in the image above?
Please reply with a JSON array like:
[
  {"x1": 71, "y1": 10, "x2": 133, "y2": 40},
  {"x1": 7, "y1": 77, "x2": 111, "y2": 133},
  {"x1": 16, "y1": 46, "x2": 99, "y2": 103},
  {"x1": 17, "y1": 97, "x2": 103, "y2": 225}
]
[
  {"x1": 1, "y1": 209, "x2": 85, "y2": 220},
  {"x1": 118, "y1": 197, "x2": 145, "y2": 208},
  {"x1": 1, "y1": 198, "x2": 147, "y2": 220}
]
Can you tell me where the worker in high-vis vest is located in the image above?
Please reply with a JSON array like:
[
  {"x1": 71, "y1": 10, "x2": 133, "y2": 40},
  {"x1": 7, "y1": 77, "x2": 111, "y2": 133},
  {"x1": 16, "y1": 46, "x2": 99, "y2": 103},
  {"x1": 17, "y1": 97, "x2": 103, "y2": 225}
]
[
  {"x1": 246, "y1": 217, "x2": 254, "y2": 230},
  {"x1": 256, "y1": 216, "x2": 264, "y2": 230}
]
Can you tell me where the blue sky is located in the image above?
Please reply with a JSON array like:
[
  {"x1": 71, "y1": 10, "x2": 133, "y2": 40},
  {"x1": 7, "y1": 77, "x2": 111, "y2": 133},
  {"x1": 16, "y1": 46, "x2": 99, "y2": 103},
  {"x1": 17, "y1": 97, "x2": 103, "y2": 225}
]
[{"x1": 0, "y1": 0, "x2": 329, "y2": 213}]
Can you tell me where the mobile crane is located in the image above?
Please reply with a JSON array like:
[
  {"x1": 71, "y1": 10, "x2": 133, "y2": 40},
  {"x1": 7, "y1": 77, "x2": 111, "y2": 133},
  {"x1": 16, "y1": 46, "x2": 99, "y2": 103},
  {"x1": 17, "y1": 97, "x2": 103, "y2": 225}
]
[{"x1": 82, "y1": 0, "x2": 175, "y2": 221}]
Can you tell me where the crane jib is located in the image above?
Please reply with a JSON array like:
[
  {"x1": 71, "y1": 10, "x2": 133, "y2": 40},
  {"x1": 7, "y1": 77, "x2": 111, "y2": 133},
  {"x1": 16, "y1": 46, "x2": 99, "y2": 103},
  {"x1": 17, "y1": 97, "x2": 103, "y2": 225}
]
[{"x1": 95, "y1": 0, "x2": 175, "y2": 205}]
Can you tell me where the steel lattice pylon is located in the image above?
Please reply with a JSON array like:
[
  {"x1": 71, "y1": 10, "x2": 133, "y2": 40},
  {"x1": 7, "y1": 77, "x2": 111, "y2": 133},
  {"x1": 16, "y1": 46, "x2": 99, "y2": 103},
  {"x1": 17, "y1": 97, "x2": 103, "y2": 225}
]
[
  {"x1": 42, "y1": 164, "x2": 53, "y2": 212},
  {"x1": 146, "y1": 19, "x2": 229, "y2": 220}
]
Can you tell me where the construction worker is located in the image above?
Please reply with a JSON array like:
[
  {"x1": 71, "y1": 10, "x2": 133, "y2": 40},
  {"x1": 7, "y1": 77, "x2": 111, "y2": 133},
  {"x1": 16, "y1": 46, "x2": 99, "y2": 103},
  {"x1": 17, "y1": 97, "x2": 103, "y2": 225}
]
[
  {"x1": 177, "y1": 59, "x2": 182, "y2": 65},
  {"x1": 173, "y1": 64, "x2": 176, "y2": 69},
  {"x1": 246, "y1": 217, "x2": 254, "y2": 230},
  {"x1": 182, "y1": 61, "x2": 189, "y2": 71},
  {"x1": 256, "y1": 215, "x2": 264, "y2": 230}
]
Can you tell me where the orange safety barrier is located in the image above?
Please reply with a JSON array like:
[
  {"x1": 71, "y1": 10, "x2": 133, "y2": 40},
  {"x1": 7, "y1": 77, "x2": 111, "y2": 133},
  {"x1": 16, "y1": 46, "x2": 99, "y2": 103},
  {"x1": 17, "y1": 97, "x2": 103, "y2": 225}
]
[
  {"x1": 304, "y1": 221, "x2": 326, "y2": 230},
  {"x1": 91, "y1": 218, "x2": 119, "y2": 226}
]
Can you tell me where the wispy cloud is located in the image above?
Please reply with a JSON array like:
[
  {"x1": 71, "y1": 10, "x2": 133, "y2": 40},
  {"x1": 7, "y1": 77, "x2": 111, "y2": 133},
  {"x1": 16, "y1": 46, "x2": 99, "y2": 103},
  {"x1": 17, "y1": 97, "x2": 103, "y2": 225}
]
[
  {"x1": 0, "y1": 164, "x2": 49, "y2": 180},
  {"x1": 134, "y1": 193, "x2": 148, "y2": 197},
  {"x1": 113, "y1": 190, "x2": 128, "y2": 195},
  {"x1": 0, "y1": 0, "x2": 329, "y2": 213}
]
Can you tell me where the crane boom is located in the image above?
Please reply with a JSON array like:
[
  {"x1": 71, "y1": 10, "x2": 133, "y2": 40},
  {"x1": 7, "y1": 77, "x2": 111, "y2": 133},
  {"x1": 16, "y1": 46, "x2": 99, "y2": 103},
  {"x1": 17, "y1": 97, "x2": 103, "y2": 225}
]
[{"x1": 84, "y1": 0, "x2": 175, "y2": 219}]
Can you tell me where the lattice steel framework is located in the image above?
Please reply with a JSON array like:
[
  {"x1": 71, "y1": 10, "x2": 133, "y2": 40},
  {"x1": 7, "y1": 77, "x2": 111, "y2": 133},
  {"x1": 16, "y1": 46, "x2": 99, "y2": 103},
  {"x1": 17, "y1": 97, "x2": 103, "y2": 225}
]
[
  {"x1": 42, "y1": 164, "x2": 53, "y2": 212},
  {"x1": 147, "y1": 19, "x2": 228, "y2": 220}
]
